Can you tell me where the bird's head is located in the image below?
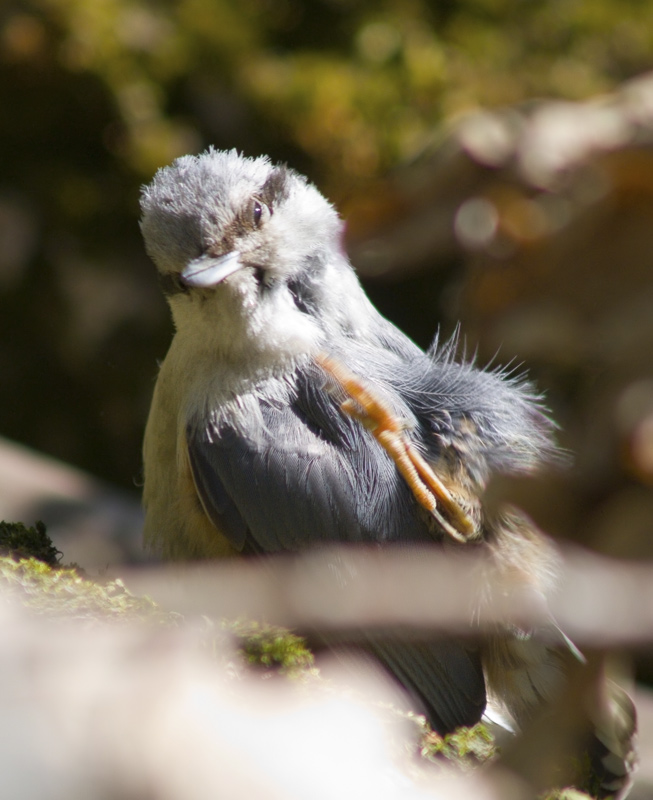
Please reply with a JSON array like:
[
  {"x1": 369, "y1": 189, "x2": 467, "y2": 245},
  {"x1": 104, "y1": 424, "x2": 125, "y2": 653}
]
[{"x1": 140, "y1": 149, "x2": 365, "y2": 364}]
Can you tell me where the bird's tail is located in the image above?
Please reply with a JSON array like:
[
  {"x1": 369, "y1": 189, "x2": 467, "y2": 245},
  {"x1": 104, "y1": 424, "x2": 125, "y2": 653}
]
[
  {"x1": 480, "y1": 515, "x2": 638, "y2": 798},
  {"x1": 487, "y1": 638, "x2": 638, "y2": 800},
  {"x1": 578, "y1": 675, "x2": 638, "y2": 799}
]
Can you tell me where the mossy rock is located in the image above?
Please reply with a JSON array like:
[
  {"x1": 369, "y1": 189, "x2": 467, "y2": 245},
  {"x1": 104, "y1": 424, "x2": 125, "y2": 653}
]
[
  {"x1": 0, "y1": 522, "x2": 602, "y2": 797},
  {"x1": 0, "y1": 520, "x2": 61, "y2": 566},
  {"x1": 0, "y1": 519, "x2": 174, "y2": 623},
  {"x1": 421, "y1": 722, "x2": 496, "y2": 771},
  {"x1": 226, "y1": 619, "x2": 316, "y2": 677}
]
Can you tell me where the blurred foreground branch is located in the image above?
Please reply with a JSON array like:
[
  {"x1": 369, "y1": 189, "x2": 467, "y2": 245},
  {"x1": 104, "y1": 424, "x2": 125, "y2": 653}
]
[
  {"x1": 125, "y1": 543, "x2": 653, "y2": 649},
  {"x1": 1, "y1": 541, "x2": 650, "y2": 800},
  {"x1": 0, "y1": 596, "x2": 578, "y2": 800}
]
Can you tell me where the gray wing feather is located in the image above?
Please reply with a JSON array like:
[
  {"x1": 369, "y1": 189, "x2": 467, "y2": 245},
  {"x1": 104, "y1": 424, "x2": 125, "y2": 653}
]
[
  {"x1": 187, "y1": 367, "x2": 431, "y2": 553},
  {"x1": 186, "y1": 365, "x2": 487, "y2": 733},
  {"x1": 366, "y1": 637, "x2": 486, "y2": 732},
  {"x1": 188, "y1": 432, "x2": 248, "y2": 550}
]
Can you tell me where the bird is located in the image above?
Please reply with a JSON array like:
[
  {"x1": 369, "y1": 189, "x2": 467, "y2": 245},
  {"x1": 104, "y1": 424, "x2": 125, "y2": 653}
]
[{"x1": 139, "y1": 148, "x2": 636, "y2": 796}]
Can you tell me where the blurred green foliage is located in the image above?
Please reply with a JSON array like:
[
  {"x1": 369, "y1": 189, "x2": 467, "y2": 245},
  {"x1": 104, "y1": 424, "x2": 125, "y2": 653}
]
[
  {"x1": 10, "y1": 0, "x2": 653, "y2": 190},
  {"x1": 1, "y1": 0, "x2": 653, "y2": 487}
]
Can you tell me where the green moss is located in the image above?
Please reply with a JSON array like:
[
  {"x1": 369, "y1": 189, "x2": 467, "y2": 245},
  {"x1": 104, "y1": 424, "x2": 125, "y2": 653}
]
[
  {"x1": 0, "y1": 553, "x2": 177, "y2": 624},
  {"x1": 0, "y1": 524, "x2": 315, "y2": 685},
  {"x1": 540, "y1": 789, "x2": 595, "y2": 800},
  {"x1": 0, "y1": 526, "x2": 599, "y2": 796},
  {"x1": 226, "y1": 619, "x2": 315, "y2": 677},
  {"x1": 0, "y1": 524, "x2": 315, "y2": 682},
  {"x1": 420, "y1": 722, "x2": 497, "y2": 771},
  {"x1": 0, "y1": 520, "x2": 181, "y2": 624},
  {"x1": 0, "y1": 530, "x2": 603, "y2": 797},
  {"x1": 0, "y1": 520, "x2": 62, "y2": 566}
]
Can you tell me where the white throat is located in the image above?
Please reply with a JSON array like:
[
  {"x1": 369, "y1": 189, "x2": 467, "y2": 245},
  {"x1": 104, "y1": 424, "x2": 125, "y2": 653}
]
[{"x1": 169, "y1": 275, "x2": 324, "y2": 373}]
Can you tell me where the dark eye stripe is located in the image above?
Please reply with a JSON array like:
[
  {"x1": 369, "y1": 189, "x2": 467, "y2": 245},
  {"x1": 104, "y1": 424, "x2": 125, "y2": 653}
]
[
  {"x1": 261, "y1": 167, "x2": 290, "y2": 206},
  {"x1": 287, "y1": 277, "x2": 315, "y2": 314}
]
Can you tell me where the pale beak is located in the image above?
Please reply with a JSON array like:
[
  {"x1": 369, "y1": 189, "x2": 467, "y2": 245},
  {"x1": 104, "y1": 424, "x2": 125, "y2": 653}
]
[{"x1": 181, "y1": 250, "x2": 242, "y2": 288}]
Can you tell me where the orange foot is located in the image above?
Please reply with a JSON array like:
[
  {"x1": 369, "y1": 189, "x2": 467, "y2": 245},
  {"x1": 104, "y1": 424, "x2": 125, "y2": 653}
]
[{"x1": 315, "y1": 353, "x2": 475, "y2": 543}]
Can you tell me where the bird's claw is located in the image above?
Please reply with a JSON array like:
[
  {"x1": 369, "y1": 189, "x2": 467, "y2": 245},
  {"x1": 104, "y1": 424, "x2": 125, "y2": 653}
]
[{"x1": 316, "y1": 353, "x2": 475, "y2": 543}]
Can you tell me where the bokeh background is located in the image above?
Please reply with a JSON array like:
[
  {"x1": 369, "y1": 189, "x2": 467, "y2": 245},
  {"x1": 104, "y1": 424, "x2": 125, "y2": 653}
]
[
  {"x1": 4, "y1": 0, "x2": 653, "y2": 495},
  {"x1": 4, "y1": 5, "x2": 653, "y2": 789}
]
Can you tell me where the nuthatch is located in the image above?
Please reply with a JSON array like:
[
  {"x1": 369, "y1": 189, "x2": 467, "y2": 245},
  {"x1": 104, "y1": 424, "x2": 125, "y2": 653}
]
[{"x1": 140, "y1": 149, "x2": 636, "y2": 794}]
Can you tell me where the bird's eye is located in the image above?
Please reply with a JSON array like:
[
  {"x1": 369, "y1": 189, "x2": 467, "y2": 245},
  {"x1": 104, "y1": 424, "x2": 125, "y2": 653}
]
[{"x1": 252, "y1": 199, "x2": 271, "y2": 227}]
